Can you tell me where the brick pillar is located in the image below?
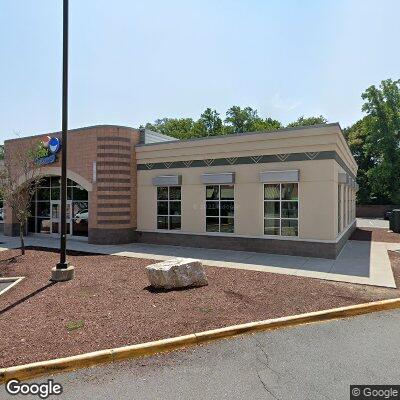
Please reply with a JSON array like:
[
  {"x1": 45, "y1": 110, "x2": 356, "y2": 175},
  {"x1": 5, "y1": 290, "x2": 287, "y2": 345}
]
[{"x1": 88, "y1": 127, "x2": 140, "y2": 244}]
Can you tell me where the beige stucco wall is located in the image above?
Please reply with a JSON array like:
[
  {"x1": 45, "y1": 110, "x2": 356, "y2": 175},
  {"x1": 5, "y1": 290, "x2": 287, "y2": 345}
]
[
  {"x1": 136, "y1": 124, "x2": 357, "y2": 242},
  {"x1": 137, "y1": 159, "x2": 338, "y2": 240}
]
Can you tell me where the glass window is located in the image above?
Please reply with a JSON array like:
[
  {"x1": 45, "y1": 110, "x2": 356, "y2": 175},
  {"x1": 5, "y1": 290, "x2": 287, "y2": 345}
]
[
  {"x1": 206, "y1": 201, "x2": 219, "y2": 216},
  {"x1": 157, "y1": 216, "x2": 168, "y2": 230},
  {"x1": 73, "y1": 186, "x2": 88, "y2": 200},
  {"x1": 157, "y1": 186, "x2": 181, "y2": 230},
  {"x1": 27, "y1": 176, "x2": 89, "y2": 237},
  {"x1": 206, "y1": 185, "x2": 234, "y2": 233},
  {"x1": 37, "y1": 202, "x2": 50, "y2": 218},
  {"x1": 206, "y1": 217, "x2": 219, "y2": 232},
  {"x1": 157, "y1": 201, "x2": 168, "y2": 215},
  {"x1": 169, "y1": 216, "x2": 181, "y2": 230},
  {"x1": 169, "y1": 186, "x2": 181, "y2": 200},
  {"x1": 220, "y1": 185, "x2": 234, "y2": 200},
  {"x1": 281, "y1": 183, "x2": 298, "y2": 200},
  {"x1": 264, "y1": 218, "x2": 280, "y2": 235},
  {"x1": 264, "y1": 184, "x2": 280, "y2": 200},
  {"x1": 264, "y1": 202, "x2": 280, "y2": 218},
  {"x1": 38, "y1": 177, "x2": 51, "y2": 188},
  {"x1": 281, "y1": 219, "x2": 298, "y2": 236},
  {"x1": 50, "y1": 176, "x2": 61, "y2": 187},
  {"x1": 157, "y1": 187, "x2": 168, "y2": 200},
  {"x1": 220, "y1": 217, "x2": 234, "y2": 233},
  {"x1": 264, "y1": 183, "x2": 299, "y2": 236},
  {"x1": 206, "y1": 186, "x2": 219, "y2": 200},
  {"x1": 37, "y1": 188, "x2": 50, "y2": 201},
  {"x1": 281, "y1": 202, "x2": 298, "y2": 218}
]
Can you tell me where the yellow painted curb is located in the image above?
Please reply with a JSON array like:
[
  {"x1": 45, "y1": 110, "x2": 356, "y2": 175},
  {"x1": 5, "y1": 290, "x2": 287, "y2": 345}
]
[{"x1": 1, "y1": 297, "x2": 399, "y2": 384}]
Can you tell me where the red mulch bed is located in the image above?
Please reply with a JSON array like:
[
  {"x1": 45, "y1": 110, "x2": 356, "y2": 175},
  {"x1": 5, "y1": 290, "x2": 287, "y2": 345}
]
[
  {"x1": 0, "y1": 246, "x2": 399, "y2": 368},
  {"x1": 350, "y1": 227, "x2": 400, "y2": 243}
]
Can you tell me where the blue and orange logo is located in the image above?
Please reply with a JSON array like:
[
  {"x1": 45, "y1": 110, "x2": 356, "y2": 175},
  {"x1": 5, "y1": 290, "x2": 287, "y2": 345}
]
[
  {"x1": 42, "y1": 136, "x2": 61, "y2": 154},
  {"x1": 36, "y1": 136, "x2": 62, "y2": 165}
]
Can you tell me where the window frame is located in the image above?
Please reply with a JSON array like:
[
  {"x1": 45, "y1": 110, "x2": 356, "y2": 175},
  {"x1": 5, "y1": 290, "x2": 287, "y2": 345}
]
[
  {"x1": 156, "y1": 186, "x2": 182, "y2": 231},
  {"x1": 263, "y1": 182, "x2": 299, "y2": 237},
  {"x1": 205, "y1": 184, "x2": 235, "y2": 234}
]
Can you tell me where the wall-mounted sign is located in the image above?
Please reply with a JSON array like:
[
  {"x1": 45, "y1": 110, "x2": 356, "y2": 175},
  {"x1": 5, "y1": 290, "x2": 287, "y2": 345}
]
[{"x1": 36, "y1": 136, "x2": 61, "y2": 165}]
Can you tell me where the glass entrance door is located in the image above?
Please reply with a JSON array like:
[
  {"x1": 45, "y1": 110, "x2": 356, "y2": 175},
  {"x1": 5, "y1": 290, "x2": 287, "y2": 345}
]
[{"x1": 50, "y1": 201, "x2": 72, "y2": 235}]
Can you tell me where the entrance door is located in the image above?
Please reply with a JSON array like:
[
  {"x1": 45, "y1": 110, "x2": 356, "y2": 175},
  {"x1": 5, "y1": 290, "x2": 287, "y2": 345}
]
[{"x1": 50, "y1": 201, "x2": 72, "y2": 235}]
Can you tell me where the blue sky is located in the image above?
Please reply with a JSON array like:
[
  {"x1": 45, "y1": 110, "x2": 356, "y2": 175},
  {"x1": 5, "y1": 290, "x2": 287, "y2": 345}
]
[{"x1": 1, "y1": 0, "x2": 399, "y2": 142}]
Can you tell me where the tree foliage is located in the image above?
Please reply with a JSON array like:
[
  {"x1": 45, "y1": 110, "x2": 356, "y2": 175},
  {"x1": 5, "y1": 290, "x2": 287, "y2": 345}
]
[
  {"x1": 360, "y1": 79, "x2": 400, "y2": 204},
  {"x1": 286, "y1": 115, "x2": 328, "y2": 128},
  {"x1": 344, "y1": 79, "x2": 400, "y2": 204},
  {"x1": 343, "y1": 118, "x2": 375, "y2": 203},
  {"x1": 143, "y1": 106, "x2": 320, "y2": 139}
]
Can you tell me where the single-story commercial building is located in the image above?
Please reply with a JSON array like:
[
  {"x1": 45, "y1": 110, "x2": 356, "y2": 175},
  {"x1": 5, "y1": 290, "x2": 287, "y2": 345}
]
[{"x1": 3, "y1": 123, "x2": 358, "y2": 258}]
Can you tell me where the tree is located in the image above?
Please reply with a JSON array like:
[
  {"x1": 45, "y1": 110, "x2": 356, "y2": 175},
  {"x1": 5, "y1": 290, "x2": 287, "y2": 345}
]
[
  {"x1": 361, "y1": 79, "x2": 400, "y2": 204},
  {"x1": 252, "y1": 117, "x2": 282, "y2": 132},
  {"x1": 145, "y1": 118, "x2": 197, "y2": 140},
  {"x1": 343, "y1": 118, "x2": 376, "y2": 203},
  {"x1": 224, "y1": 106, "x2": 260, "y2": 133},
  {"x1": 286, "y1": 115, "x2": 327, "y2": 128},
  {"x1": 197, "y1": 108, "x2": 223, "y2": 136},
  {"x1": 0, "y1": 142, "x2": 43, "y2": 254}
]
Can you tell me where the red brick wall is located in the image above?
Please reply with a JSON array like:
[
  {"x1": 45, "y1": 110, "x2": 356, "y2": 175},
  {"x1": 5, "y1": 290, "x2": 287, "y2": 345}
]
[{"x1": 4, "y1": 125, "x2": 140, "y2": 242}]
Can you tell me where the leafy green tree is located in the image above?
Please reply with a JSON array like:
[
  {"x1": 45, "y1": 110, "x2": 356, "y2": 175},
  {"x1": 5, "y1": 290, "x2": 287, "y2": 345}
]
[
  {"x1": 360, "y1": 79, "x2": 400, "y2": 204},
  {"x1": 252, "y1": 117, "x2": 282, "y2": 132},
  {"x1": 197, "y1": 108, "x2": 223, "y2": 136},
  {"x1": 224, "y1": 106, "x2": 281, "y2": 133},
  {"x1": 343, "y1": 118, "x2": 376, "y2": 203},
  {"x1": 224, "y1": 106, "x2": 260, "y2": 133},
  {"x1": 286, "y1": 115, "x2": 327, "y2": 128},
  {"x1": 145, "y1": 118, "x2": 196, "y2": 140}
]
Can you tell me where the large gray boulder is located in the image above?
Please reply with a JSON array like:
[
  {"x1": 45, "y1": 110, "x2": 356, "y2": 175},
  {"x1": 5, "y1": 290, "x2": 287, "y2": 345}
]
[{"x1": 146, "y1": 258, "x2": 208, "y2": 289}]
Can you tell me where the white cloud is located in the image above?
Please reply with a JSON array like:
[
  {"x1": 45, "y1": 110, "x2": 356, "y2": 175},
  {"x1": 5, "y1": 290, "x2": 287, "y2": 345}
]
[{"x1": 270, "y1": 92, "x2": 301, "y2": 112}]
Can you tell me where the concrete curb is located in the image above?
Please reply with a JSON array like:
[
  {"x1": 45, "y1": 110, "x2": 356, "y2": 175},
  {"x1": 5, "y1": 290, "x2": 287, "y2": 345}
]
[{"x1": 1, "y1": 297, "x2": 400, "y2": 384}]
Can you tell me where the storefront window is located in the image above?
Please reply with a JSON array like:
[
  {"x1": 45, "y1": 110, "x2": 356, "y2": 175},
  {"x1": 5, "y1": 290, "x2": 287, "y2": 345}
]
[
  {"x1": 264, "y1": 183, "x2": 298, "y2": 236},
  {"x1": 28, "y1": 176, "x2": 89, "y2": 237},
  {"x1": 157, "y1": 186, "x2": 181, "y2": 230},
  {"x1": 206, "y1": 185, "x2": 234, "y2": 233}
]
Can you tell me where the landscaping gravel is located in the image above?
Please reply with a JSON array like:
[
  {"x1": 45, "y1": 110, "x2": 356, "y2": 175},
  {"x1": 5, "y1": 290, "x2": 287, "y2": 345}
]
[
  {"x1": 0, "y1": 246, "x2": 399, "y2": 368},
  {"x1": 350, "y1": 227, "x2": 400, "y2": 242}
]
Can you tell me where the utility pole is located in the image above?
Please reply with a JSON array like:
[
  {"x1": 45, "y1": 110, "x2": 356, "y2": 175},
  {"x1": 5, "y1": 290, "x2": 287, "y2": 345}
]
[{"x1": 51, "y1": 0, "x2": 75, "y2": 282}]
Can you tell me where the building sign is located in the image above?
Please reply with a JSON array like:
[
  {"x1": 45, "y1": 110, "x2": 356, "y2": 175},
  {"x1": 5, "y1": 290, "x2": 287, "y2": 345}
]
[{"x1": 36, "y1": 136, "x2": 61, "y2": 165}]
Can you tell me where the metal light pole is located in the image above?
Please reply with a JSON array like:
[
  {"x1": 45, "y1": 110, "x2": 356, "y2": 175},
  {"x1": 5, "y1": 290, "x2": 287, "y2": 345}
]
[{"x1": 51, "y1": 0, "x2": 75, "y2": 281}]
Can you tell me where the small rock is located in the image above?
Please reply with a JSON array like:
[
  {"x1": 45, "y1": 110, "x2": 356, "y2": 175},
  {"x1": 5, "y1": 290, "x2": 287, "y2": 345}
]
[{"x1": 146, "y1": 258, "x2": 208, "y2": 290}]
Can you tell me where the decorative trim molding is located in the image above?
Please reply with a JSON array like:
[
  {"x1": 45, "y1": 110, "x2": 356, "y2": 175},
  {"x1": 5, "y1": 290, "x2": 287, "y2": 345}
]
[{"x1": 137, "y1": 150, "x2": 356, "y2": 178}]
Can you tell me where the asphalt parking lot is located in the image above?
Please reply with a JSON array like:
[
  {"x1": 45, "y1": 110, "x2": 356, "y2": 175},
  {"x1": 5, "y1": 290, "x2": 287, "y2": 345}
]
[{"x1": 2, "y1": 309, "x2": 399, "y2": 400}]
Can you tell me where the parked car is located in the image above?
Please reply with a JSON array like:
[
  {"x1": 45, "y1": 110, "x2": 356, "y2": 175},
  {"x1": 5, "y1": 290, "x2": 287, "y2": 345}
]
[{"x1": 75, "y1": 210, "x2": 88, "y2": 221}]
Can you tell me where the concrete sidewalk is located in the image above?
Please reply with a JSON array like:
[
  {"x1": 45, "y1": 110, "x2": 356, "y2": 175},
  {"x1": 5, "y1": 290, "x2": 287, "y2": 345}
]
[
  {"x1": 356, "y1": 218, "x2": 389, "y2": 229},
  {"x1": 0, "y1": 234, "x2": 396, "y2": 288}
]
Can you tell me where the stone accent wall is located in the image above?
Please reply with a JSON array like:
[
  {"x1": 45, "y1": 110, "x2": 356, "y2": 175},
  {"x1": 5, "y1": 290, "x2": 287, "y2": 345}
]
[{"x1": 137, "y1": 222, "x2": 356, "y2": 259}]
